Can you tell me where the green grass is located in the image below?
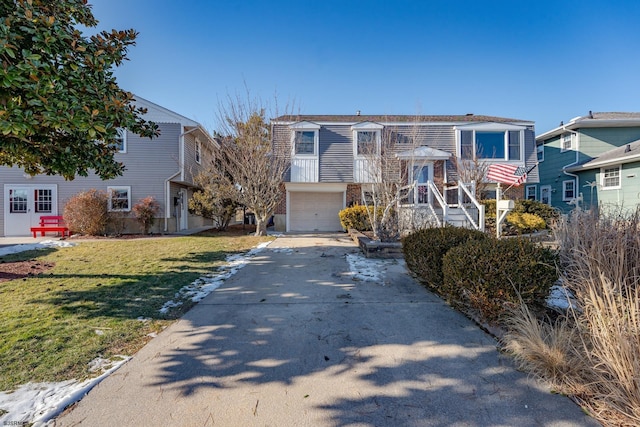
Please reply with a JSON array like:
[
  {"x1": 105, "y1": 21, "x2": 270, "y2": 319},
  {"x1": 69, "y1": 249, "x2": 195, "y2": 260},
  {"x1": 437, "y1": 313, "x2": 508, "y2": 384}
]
[{"x1": 0, "y1": 231, "x2": 271, "y2": 391}]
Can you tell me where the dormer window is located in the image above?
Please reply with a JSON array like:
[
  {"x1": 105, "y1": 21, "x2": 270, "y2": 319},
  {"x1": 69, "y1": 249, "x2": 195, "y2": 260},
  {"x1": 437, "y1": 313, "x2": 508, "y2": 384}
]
[
  {"x1": 352, "y1": 122, "x2": 383, "y2": 158},
  {"x1": 356, "y1": 131, "x2": 377, "y2": 155},
  {"x1": 290, "y1": 121, "x2": 320, "y2": 157},
  {"x1": 295, "y1": 131, "x2": 316, "y2": 155}
]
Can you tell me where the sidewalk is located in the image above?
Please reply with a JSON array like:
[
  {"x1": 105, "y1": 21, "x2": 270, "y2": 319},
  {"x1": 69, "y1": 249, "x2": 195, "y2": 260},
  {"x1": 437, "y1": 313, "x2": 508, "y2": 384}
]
[{"x1": 54, "y1": 234, "x2": 598, "y2": 426}]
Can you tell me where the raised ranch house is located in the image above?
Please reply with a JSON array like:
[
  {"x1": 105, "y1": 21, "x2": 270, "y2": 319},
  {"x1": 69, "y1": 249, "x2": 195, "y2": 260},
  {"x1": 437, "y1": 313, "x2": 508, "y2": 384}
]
[
  {"x1": 0, "y1": 96, "x2": 217, "y2": 237},
  {"x1": 271, "y1": 114, "x2": 538, "y2": 233},
  {"x1": 534, "y1": 112, "x2": 640, "y2": 213}
]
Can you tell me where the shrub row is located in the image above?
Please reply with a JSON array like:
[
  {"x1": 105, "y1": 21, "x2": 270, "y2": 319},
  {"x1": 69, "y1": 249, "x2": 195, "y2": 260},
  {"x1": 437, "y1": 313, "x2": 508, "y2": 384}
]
[{"x1": 403, "y1": 227, "x2": 558, "y2": 323}]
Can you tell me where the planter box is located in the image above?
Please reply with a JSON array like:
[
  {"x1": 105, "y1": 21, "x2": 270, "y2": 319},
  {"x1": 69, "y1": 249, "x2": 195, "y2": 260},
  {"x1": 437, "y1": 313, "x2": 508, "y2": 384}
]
[{"x1": 347, "y1": 229, "x2": 403, "y2": 259}]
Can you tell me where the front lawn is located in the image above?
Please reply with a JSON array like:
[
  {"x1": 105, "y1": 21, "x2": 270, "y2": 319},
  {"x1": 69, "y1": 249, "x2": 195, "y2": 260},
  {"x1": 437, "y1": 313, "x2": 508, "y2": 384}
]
[{"x1": 0, "y1": 231, "x2": 271, "y2": 391}]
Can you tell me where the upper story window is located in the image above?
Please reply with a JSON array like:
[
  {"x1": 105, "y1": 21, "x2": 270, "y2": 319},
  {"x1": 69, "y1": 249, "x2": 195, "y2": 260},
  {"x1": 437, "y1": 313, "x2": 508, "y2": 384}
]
[
  {"x1": 562, "y1": 180, "x2": 576, "y2": 201},
  {"x1": 108, "y1": 186, "x2": 131, "y2": 212},
  {"x1": 294, "y1": 131, "x2": 315, "y2": 155},
  {"x1": 536, "y1": 144, "x2": 544, "y2": 162},
  {"x1": 356, "y1": 131, "x2": 378, "y2": 156},
  {"x1": 289, "y1": 121, "x2": 320, "y2": 157},
  {"x1": 195, "y1": 138, "x2": 202, "y2": 164},
  {"x1": 113, "y1": 128, "x2": 126, "y2": 153},
  {"x1": 458, "y1": 125, "x2": 525, "y2": 161},
  {"x1": 352, "y1": 122, "x2": 383, "y2": 158},
  {"x1": 601, "y1": 166, "x2": 621, "y2": 189},
  {"x1": 560, "y1": 132, "x2": 576, "y2": 152}
]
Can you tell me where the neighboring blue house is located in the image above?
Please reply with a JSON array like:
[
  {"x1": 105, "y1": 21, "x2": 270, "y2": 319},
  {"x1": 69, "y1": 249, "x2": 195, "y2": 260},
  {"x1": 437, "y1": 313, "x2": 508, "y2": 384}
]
[
  {"x1": 534, "y1": 112, "x2": 640, "y2": 213},
  {"x1": 272, "y1": 114, "x2": 538, "y2": 232}
]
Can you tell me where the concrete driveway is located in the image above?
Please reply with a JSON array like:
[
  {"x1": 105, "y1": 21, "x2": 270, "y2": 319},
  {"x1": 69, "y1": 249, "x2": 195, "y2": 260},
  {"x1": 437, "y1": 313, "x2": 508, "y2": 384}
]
[{"x1": 55, "y1": 234, "x2": 597, "y2": 427}]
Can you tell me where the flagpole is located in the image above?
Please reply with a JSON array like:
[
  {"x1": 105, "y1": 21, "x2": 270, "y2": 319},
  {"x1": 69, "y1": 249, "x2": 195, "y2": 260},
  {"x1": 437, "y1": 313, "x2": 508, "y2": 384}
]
[
  {"x1": 496, "y1": 182, "x2": 501, "y2": 239},
  {"x1": 503, "y1": 163, "x2": 538, "y2": 194}
]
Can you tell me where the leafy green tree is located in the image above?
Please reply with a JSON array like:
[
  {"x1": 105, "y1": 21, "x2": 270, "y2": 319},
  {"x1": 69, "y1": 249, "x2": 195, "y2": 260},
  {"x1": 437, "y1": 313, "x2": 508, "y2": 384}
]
[{"x1": 0, "y1": 0, "x2": 159, "y2": 180}]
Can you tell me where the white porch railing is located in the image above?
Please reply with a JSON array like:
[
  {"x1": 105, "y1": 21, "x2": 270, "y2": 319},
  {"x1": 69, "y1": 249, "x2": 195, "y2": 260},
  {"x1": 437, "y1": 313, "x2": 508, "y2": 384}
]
[{"x1": 398, "y1": 180, "x2": 485, "y2": 231}]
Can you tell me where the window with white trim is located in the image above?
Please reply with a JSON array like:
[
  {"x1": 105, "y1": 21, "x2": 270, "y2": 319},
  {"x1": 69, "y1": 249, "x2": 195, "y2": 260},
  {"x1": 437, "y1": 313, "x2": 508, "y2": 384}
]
[
  {"x1": 113, "y1": 128, "x2": 126, "y2": 153},
  {"x1": 294, "y1": 131, "x2": 316, "y2": 155},
  {"x1": 35, "y1": 189, "x2": 53, "y2": 213},
  {"x1": 560, "y1": 132, "x2": 575, "y2": 152},
  {"x1": 536, "y1": 144, "x2": 544, "y2": 162},
  {"x1": 108, "y1": 186, "x2": 131, "y2": 211},
  {"x1": 562, "y1": 180, "x2": 576, "y2": 201},
  {"x1": 356, "y1": 131, "x2": 378, "y2": 156},
  {"x1": 195, "y1": 138, "x2": 201, "y2": 164},
  {"x1": 459, "y1": 129, "x2": 523, "y2": 161},
  {"x1": 525, "y1": 185, "x2": 536, "y2": 201},
  {"x1": 601, "y1": 166, "x2": 621, "y2": 189}
]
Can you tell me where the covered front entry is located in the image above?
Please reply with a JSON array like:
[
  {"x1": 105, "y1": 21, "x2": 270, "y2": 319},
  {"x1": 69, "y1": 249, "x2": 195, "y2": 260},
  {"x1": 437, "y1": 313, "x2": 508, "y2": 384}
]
[
  {"x1": 286, "y1": 184, "x2": 346, "y2": 232},
  {"x1": 3, "y1": 184, "x2": 58, "y2": 236}
]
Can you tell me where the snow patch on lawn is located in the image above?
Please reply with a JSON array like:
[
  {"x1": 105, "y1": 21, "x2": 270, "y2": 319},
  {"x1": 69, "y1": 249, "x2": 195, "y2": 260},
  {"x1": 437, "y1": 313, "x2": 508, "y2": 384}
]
[
  {"x1": 0, "y1": 355, "x2": 129, "y2": 426},
  {"x1": 0, "y1": 240, "x2": 76, "y2": 257},
  {"x1": 159, "y1": 241, "x2": 272, "y2": 314},
  {"x1": 345, "y1": 253, "x2": 395, "y2": 283}
]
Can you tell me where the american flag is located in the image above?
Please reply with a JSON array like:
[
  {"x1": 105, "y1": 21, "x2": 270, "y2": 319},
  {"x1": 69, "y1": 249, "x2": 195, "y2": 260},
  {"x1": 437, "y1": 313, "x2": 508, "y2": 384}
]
[{"x1": 486, "y1": 164, "x2": 527, "y2": 186}]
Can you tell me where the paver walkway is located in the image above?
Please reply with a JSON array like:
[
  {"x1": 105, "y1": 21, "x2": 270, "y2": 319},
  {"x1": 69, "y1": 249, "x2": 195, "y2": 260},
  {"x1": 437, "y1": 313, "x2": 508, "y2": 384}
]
[{"x1": 55, "y1": 234, "x2": 598, "y2": 426}]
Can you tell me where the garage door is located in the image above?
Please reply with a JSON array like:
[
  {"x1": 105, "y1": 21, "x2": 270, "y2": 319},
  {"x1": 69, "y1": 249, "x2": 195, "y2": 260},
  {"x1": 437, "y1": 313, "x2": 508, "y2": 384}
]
[{"x1": 290, "y1": 192, "x2": 344, "y2": 232}]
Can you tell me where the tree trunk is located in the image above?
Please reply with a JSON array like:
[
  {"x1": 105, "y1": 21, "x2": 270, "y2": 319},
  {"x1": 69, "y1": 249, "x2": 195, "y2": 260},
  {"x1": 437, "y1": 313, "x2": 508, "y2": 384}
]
[{"x1": 254, "y1": 216, "x2": 268, "y2": 236}]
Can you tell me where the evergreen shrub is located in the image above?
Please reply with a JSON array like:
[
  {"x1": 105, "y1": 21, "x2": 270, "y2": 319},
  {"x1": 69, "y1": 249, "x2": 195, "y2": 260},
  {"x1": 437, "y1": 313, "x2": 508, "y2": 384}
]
[
  {"x1": 442, "y1": 237, "x2": 558, "y2": 322},
  {"x1": 402, "y1": 226, "x2": 488, "y2": 289}
]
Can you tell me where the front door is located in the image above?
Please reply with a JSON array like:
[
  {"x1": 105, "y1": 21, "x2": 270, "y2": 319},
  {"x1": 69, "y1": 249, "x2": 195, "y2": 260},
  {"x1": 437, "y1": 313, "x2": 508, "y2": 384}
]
[
  {"x1": 411, "y1": 162, "x2": 433, "y2": 203},
  {"x1": 179, "y1": 188, "x2": 188, "y2": 231},
  {"x1": 4, "y1": 184, "x2": 58, "y2": 236}
]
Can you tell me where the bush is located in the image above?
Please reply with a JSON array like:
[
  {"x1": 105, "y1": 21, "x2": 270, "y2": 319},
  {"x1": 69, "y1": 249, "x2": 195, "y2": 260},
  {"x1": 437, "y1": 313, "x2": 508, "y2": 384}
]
[
  {"x1": 513, "y1": 199, "x2": 560, "y2": 224},
  {"x1": 442, "y1": 237, "x2": 558, "y2": 322},
  {"x1": 132, "y1": 196, "x2": 160, "y2": 234},
  {"x1": 402, "y1": 226, "x2": 488, "y2": 289},
  {"x1": 506, "y1": 212, "x2": 546, "y2": 234},
  {"x1": 482, "y1": 199, "x2": 559, "y2": 225},
  {"x1": 63, "y1": 189, "x2": 109, "y2": 235},
  {"x1": 339, "y1": 205, "x2": 375, "y2": 231}
]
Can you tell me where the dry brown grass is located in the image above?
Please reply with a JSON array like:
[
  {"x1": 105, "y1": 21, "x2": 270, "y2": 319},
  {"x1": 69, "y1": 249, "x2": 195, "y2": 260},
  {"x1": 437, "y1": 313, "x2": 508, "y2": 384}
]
[{"x1": 503, "y1": 206, "x2": 640, "y2": 426}]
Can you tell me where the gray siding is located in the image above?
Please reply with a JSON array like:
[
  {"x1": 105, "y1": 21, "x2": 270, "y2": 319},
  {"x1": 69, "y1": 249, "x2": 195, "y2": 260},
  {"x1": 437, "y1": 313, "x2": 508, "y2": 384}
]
[
  {"x1": 319, "y1": 126, "x2": 353, "y2": 182},
  {"x1": 392, "y1": 125, "x2": 455, "y2": 151},
  {"x1": 0, "y1": 122, "x2": 184, "y2": 235},
  {"x1": 182, "y1": 131, "x2": 215, "y2": 184},
  {"x1": 524, "y1": 128, "x2": 539, "y2": 182}
]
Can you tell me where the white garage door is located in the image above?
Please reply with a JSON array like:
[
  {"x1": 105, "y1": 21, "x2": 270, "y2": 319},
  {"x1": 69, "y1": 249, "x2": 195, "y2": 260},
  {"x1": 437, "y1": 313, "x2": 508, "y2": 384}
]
[{"x1": 290, "y1": 192, "x2": 344, "y2": 232}]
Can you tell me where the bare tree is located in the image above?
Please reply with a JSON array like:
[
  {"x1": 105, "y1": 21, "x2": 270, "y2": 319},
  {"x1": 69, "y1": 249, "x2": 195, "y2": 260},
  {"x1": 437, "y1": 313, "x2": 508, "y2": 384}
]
[
  {"x1": 359, "y1": 119, "x2": 427, "y2": 242},
  {"x1": 452, "y1": 155, "x2": 490, "y2": 200},
  {"x1": 212, "y1": 92, "x2": 291, "y2": 236}
]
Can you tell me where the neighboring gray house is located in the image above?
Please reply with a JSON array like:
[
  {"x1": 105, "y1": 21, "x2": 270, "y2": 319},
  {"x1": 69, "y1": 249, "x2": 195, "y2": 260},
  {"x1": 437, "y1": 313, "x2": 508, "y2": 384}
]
[
  {"x1": 272, "y1": 114, "x2": 538, "y2": 232},
  {"x1": 1, "y1": 96, "x2": 217, "y2": 237},
  {"x1": 535, "y1": 112, "x2": 640, "y2": 213}
]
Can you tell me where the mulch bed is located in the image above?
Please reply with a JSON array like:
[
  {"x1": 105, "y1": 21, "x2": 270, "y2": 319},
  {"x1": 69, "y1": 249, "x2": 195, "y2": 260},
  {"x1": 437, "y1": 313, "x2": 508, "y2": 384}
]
[{"x1": 0, "y1": 260, "x2": 54, "y2": 283}]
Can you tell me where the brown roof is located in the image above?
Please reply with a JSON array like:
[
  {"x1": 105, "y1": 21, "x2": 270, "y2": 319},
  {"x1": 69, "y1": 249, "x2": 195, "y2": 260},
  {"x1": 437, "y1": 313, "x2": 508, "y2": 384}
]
[
  {"x1": 274, "y1": 114, "x2": 530, "y2": 124},
  {"x1": 589, "y1": 112, "x2": 640, "y2": 120}
]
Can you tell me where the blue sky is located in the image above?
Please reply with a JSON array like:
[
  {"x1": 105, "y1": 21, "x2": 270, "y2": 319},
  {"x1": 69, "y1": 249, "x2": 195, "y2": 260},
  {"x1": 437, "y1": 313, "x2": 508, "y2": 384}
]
[{"x1": 89, "y1": 0, "x2": 640, "y2": 134}]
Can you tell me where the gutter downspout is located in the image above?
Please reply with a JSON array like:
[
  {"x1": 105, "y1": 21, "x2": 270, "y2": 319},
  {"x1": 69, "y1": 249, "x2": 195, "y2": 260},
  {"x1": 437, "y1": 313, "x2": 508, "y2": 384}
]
[
  {"x1": 164, "y1": 126, "x2": 200, "y2": 232},
  {"x1": 561, "y1": 126, "x2": 581, "y2": 205}
]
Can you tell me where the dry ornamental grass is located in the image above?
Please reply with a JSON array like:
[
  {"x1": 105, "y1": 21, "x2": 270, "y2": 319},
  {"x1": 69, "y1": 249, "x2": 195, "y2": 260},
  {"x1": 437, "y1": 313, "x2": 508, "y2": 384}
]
[{"x1": 503, "y1": 206, "x2": 640, "y2": 426}]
